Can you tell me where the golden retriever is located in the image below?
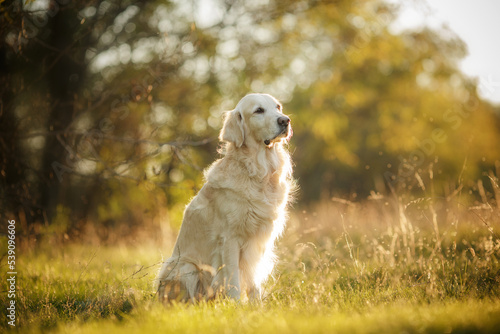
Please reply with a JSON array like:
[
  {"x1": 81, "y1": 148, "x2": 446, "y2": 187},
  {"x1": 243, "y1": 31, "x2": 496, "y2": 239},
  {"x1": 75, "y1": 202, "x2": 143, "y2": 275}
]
[{"x1": 157, "y1": 93, "x2": 293, "y2": 302}]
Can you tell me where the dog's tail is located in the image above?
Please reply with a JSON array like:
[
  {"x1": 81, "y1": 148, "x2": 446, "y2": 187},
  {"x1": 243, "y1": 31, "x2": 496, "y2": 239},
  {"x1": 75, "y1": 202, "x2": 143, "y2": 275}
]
[{"x1": 157, "y1": 258, "x2": 215, "y2": 303}]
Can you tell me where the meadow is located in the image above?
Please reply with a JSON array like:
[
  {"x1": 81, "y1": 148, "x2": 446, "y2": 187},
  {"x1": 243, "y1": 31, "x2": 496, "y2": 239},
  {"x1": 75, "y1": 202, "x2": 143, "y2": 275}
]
[{"x1": 2, "y1": 178, "x2": 500, "y2": 334}]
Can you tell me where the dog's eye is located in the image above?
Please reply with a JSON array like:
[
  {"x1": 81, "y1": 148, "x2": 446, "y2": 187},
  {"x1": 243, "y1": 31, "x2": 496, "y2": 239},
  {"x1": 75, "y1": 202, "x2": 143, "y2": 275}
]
[{"x1": 254, "y1": 107, "x2": 265, "y2": 114}]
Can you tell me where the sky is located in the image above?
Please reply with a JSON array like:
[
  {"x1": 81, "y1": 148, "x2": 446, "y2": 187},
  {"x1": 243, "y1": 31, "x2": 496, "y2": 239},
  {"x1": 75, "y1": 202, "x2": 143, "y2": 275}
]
[{"x1": 389, "y1": 0, "x2": 500, "y2": 105}]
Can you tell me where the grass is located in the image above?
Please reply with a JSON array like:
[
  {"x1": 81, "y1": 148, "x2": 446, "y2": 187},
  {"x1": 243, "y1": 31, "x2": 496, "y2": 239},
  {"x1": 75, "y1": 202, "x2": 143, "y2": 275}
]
[{"x1": 2, "y1": 178, "x2": 500, "y2": 333}]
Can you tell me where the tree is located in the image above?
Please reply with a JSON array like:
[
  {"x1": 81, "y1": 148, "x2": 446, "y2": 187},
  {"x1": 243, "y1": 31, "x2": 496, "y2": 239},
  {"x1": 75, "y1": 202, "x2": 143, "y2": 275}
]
[{"x1": 1, "y1": 0, "x2": 499, "y2": 241}]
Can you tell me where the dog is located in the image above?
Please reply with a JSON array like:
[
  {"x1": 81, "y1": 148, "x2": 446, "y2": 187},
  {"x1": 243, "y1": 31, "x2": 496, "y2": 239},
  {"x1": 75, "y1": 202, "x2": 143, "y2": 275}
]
[{"x1": 157, "y1": 93, "x2": 294, "y2": 302}]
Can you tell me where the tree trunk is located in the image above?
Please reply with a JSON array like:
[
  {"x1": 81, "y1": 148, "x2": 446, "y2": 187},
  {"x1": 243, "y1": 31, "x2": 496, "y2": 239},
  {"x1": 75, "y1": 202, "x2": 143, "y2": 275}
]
[{"x1": 39, "y1": 1, "x2": 87, "y2": 223}]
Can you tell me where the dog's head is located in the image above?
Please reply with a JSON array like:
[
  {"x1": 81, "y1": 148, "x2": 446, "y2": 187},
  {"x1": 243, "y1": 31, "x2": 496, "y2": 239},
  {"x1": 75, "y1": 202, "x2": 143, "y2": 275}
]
[{"x1": 220, "y1": 94, "x2": 292, "y2": 148}]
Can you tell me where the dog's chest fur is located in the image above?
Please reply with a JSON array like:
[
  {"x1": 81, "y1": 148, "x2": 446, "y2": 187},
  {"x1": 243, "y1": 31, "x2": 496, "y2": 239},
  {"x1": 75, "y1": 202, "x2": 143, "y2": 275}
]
[
  {"x1": 205, "y1": 147, "x2": 289, "y2": 238},
  {"x1": 238, "y1": 171, "x2": 286, "y2": 237}
]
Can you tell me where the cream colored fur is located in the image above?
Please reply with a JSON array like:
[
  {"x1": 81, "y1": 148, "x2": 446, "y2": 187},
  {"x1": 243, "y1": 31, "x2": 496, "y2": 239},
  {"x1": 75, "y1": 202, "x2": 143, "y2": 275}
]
[{"x1": 157, "y1": 93, "x2": 293, "y2": 303}]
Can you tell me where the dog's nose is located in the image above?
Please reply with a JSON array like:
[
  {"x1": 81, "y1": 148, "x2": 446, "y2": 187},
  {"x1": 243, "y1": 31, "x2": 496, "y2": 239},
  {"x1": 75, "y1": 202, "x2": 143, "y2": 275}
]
[{"x1": 278, "y1": 116, "x2": 290, "y2": 126}]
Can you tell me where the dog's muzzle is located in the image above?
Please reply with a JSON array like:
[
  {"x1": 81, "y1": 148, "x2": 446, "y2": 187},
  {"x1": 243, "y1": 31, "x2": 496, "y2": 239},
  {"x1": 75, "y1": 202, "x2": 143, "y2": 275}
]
[{"x1": 265, "y1": 116, "x2": 291, "y2": 145}]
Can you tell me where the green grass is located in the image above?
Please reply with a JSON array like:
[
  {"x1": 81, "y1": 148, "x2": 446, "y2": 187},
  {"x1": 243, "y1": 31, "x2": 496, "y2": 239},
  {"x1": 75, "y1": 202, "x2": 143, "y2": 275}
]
[
  {"x1": 57, "y1": 300, "x2": 500, "y2": 334},
  {"x1": 2, "y1": 194, "x2": 500, "y2": 333}
]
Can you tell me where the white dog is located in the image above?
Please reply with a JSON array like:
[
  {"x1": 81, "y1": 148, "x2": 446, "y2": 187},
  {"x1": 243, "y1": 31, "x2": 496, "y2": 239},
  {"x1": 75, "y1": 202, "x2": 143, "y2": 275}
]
[{"x1": 157, "y1": 93, "x2": 294, "y2": 302}]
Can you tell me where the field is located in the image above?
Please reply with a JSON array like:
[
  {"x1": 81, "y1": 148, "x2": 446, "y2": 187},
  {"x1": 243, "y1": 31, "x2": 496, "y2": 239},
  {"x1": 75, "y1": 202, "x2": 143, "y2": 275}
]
[{"x1": 2, "y1": 187, "x2": 500, "y2": 333}]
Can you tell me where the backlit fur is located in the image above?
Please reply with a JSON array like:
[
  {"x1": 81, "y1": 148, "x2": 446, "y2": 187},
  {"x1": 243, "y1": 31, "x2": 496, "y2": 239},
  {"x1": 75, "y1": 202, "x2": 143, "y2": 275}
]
[{"x1": 157, "y1": 93, "x2": 294, "y2": 302}]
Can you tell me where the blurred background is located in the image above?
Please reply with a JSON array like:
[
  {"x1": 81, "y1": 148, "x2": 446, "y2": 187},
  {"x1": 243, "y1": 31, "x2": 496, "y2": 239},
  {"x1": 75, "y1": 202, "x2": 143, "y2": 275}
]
[{"x1": 1, "y1": 0, "x2": 499, "y2": 247}]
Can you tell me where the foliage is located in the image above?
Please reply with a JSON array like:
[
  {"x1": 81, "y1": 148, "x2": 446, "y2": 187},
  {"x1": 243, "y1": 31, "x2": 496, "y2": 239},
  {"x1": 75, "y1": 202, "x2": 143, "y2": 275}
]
[{"x1": 1, "y1": 1, "x2": 500, "y2": 237}]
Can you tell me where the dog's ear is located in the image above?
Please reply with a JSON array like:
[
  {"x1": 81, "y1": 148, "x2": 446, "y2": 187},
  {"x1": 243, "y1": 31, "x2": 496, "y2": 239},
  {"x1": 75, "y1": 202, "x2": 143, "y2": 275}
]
[{"x1": 220, "y1": 110, "x2": 245, "y2": 147}]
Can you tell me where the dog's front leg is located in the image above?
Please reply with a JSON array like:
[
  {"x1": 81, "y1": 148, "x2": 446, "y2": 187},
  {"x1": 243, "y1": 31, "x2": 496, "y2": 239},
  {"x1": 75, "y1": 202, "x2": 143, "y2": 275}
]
[{"x1": 213, "y1": 236, "x2": 241, "y2": 300}]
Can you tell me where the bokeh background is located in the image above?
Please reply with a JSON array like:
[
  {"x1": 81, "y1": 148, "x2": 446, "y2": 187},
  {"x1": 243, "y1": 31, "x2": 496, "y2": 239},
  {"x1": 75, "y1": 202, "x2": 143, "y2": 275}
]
[{"x1": 1, "y1": 0, "x2": 499, "y2": 247}]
